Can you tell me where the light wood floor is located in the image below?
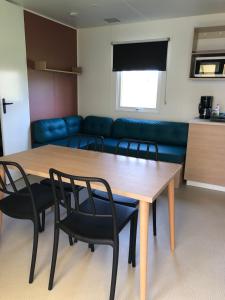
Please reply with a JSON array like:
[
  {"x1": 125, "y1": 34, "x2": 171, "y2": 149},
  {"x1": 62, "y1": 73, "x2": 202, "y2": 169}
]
[{"x1": 0, "y1": 180, "x2": 225, "y2": 300}]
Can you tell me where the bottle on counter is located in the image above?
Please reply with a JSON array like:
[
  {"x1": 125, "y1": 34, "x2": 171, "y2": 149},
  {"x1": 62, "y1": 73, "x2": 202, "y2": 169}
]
[{"x1": 215, "y1": 104, "x2": 220, "y2": 116}]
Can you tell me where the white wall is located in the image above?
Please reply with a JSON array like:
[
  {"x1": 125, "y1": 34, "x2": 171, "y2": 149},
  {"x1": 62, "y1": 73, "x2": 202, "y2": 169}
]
[{"x1": 78, "y1": 13, "x2": 225, "y2": 122}]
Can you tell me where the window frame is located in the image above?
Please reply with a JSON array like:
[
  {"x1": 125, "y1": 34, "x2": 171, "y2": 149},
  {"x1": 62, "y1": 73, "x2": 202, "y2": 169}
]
[{"x1": 115, "y1": 70, "x2": 166, "y2": 113}]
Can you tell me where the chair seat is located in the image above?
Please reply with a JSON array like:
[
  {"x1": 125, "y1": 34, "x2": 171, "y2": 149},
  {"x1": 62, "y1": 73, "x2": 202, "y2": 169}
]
[
  {"x1": 92, "y1": 190, "x2": 138, "y2": 207},
  {"x1": 60, "y1": 198, "x2": 137, "y2": 241},
  {"x1": 0, "y1": 183, "x2": 54, "y2": 220},
  {"x1": 40, "y1": 178, "x2": 84, "y2": 193}
]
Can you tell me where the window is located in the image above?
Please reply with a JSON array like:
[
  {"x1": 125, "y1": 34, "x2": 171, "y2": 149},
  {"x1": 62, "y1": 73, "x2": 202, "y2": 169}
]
[
  {"x1": 112, "y1": 40, "x2": 169, "y2": 112},
  {"x1": 117, "y1": 70, "x2": 162, "y2": 111}
]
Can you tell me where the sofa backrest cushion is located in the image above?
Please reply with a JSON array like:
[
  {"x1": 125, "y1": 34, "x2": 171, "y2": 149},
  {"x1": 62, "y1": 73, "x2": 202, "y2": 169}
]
[
  {"x1": 64, "y1": 116, "x2": 82, "y2": 136},
  {"x1": 112, "y1": 118, "x2": 189, "y2": 146},
  {"x1": 82, "y1": 116, "x2": 113, "y2": 137},
  {"x1": 32, "y1": 118, "x2": 68, "y2": 143}
]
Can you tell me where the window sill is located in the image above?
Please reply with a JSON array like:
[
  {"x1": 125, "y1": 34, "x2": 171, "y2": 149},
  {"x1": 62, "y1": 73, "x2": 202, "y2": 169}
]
[{"x1": 115, "y1": 107, "x2": 159, "y2": 113}]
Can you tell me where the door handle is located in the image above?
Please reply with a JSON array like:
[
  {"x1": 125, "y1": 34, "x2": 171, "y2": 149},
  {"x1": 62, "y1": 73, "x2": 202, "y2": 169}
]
[{"x1": 2, "y1": 98, "x2": 13, "y2": 114}]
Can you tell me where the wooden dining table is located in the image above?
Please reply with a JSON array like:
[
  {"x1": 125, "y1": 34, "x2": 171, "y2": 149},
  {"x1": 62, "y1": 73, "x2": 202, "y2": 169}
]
[{"x1": 0, "y1": 145, "x2": 181, "y2": 300}]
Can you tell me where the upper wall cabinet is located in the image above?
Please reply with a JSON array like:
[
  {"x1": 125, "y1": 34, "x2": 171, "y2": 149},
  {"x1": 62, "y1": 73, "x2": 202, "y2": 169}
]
[{"x1": 190, "y1": 25, "x2": 225, "y2": 79}]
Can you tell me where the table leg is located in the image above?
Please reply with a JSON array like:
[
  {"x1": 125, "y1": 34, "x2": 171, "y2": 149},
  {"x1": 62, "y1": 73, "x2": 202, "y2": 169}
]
[
  {"x1": 0, "y1": 166, "x2": 5, "y2": 231},
  {"x1": 140, "y1": 201, "x2": 150, "y2": 300},
  {"x1": 168, "y1": 178, "x2": 175, "y2": 252}
]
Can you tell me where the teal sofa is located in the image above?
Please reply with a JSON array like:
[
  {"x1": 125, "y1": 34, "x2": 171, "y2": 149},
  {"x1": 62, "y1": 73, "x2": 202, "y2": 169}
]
[{"x1": 31, "y1": 115, "x2": 188, "y2": 165}]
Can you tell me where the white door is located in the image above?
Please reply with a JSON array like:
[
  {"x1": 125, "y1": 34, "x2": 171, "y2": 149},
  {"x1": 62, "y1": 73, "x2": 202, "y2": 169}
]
[{"x1": 0, "y1": 0, "x2": 30, "y2": 156}]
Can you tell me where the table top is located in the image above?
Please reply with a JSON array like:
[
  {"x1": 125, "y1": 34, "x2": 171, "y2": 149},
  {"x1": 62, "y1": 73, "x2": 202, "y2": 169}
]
[{"x1": 0, "y1": 145, "x2": 181, "y2": 203}]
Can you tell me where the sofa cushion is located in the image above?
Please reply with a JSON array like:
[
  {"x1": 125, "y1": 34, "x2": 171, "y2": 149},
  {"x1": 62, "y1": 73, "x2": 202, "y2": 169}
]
[
  {"x1": 112, "y1": 118, "x2": 188, "y2": 147},
  {"x1": 32, "y1": 138, "x2": 70, "y2": 148},
  {"x1": 67, "y1": 136, "x2": 94, "y2": 149},
  {"x1": 156, "y1": 144, "x2": 186, "y2": 164},
  {"x1": 32, "y1": 137, "x2": 92, "y2": 149},
  {"x1": 102, "y1": 138, "x2": 118, "y2": 154},
  {"x1": 82, "y1": 116, "x2": 113, "y2": 137},
  {"x1": 32, "y1": 118, "x2": 68, "y2": 143},
  {"x1": 64, "y1": 116, "x2": 82, "y2": 136},
  {"x1": 103, "y1": 138, "x2": 186, "y2": 164}
]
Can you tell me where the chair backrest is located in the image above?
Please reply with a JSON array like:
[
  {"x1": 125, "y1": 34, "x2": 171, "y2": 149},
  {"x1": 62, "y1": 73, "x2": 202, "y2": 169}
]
[
  {"x1": 0, "y1": 161, "x2": 38, "y2": 217},
  {"x1": 76, "y1": 134, "x2": 104, "y2": 152},
  {"x1": 115, "y1": 138, "x2": 158, "y2": 161},
  {"x1": 49, "y1": 168, "x2": 118, "y2": 240}
]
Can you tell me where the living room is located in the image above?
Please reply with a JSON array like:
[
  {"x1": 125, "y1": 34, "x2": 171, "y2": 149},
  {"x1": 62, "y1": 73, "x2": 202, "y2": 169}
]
[{"x1": 0, "y1": 1, "x2": 225, "y2": 300}]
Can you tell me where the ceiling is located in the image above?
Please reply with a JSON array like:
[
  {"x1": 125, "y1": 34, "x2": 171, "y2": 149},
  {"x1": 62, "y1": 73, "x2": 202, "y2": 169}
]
[{"x1": 8, "y1": 0, "x2": 225, "y2": 28}]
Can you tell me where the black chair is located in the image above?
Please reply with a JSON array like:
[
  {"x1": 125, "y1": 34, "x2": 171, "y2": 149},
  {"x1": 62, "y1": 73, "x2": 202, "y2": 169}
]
[
  {"x1": 48, "y1": 168, "x2": 138, "y2": 300},
  {"x1": 41, "y1": 135, "x2": 105, "y2": 249},
  {"x1": 0, "y1": 161, "x2": 54, "y2": 283},
  {"x1": 93, "y1": 138, "x2": 158, "y2": 236},
  {"x1": 40, "y1": 134, "x2": 104, "y2": 194}
]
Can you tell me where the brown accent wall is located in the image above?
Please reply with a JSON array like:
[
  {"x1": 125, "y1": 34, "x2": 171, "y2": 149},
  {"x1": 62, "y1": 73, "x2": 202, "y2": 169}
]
[{"x1": 24, "y1": 11, "x2": 78, "y2": 122}]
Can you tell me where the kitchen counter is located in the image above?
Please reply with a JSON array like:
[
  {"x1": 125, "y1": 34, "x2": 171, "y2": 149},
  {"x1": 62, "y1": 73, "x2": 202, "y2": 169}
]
[{"x1": 190, "y1": 118, "x2": 225, "y2": 126}]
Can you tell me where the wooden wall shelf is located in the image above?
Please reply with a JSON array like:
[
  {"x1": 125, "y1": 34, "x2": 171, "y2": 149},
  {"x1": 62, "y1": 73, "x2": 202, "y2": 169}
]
[{"x1": 32, "y1": 61, "x2": 82, "y2": 75}]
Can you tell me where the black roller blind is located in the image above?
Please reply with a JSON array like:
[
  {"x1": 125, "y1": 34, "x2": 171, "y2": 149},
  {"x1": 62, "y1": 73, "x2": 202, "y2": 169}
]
[{"x1": 113, "y1": 40, "x2": 168, "y2": 72}]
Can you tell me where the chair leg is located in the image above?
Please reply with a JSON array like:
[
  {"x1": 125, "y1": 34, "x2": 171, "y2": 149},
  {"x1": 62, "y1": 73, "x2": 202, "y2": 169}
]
[
  {"x1": 38, "y1": 211, "x2": 46, "y2": 233},
  {"x1": 48, "y1": 226, "x2": 60, "y2": 290},
  {"x1": 89, "y1": 243, "x2": 95, "y2": 252},
  {"x1": 72, "y1": 191, "x2": 80, "y2": 245},
  {"x1": 128, "y1": 219, "x2": 133, "y2": 264},
  {"x1": 152, "y1": 200, "x2": 157, "y2": 236},
  {"x1": 69, "y1": 235, "x2": 74, "y2": 246},
  {"x1": 66, "y1": 195, "x2": 74, "y2": 246},
  {"x1": 110, "y1": 243, "x2": 119, "y2": 300},
  {"x1": 38, "y1": 215, "x2": 42, "y2": 233},
  {"x1": 41, "y1": 211, "x2": 45, "y2": 231},
  {"x1": 29, "y1": 222, "x2": 39, "y2": 283},
  {"x1": 131, "y1": 212, "x2": 138, "y2": 268}
]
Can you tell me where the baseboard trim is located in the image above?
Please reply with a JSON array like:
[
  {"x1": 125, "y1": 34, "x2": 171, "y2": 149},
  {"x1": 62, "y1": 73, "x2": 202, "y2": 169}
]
[{"x1": 187, "y1": 180, "x2": 225, "y2": 192}]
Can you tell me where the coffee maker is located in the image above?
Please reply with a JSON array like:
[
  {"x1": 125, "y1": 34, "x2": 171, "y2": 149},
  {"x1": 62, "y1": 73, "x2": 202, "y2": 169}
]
[{"x1": 198, "y1": 96, "x2": 213, "y2": 119}]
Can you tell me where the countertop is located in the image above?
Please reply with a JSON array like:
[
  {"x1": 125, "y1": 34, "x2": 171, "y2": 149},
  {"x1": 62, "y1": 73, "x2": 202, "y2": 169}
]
[{"x1": 189, "y1": 118, "x2": 225, "y2": 126}]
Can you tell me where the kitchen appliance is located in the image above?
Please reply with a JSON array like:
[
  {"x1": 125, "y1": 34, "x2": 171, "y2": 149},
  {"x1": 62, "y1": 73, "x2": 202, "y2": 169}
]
[
  {"x1": 194, "y1": 56, "x2": 225, "y2": 78},
  {"x1": 198, "y1": 96, "x2": 213, "y2": 119},
  {"x1": 210, "y1": 113, "x2": 225, "y2": 122}
]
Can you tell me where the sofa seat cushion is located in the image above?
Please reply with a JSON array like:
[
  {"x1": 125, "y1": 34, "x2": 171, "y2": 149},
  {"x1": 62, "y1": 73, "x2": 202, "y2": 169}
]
[
  {"x1": 103, "y1": 138, "x2": 186, "y2": 164},
  {"x1": 32, "y1": 118, "x2": 68, "y2": 143},
  {"x1": 64, "y1": 116, "x2": 83, "y2": 136},
  {"x1": 32, "y1": 138, "x2": 69, "y2": 148},
  {"x1": 82, "y1": 116, "x2": 113, "y2": 137},
  {"x1": 51, "y1": 138, "x2": 70, "y2": 147},
  {"x1": 32, "y1": 142, "x2": 46, "y2": 148},
  {"x1": 156, "y1": 144, "x2": 186, "y2": 164},
  {"x1": 32, "y1": 136, "x2": 95, "y2": 149},
  {"x1": 67, "y1": 136, "x2": 94, "y2": 149},
  {"x1": 112, "y1": 118, "x2": 189, "y2": 147},
  {"x1": 103, "y1": 138, "x2": 118, "y2": 154}
]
